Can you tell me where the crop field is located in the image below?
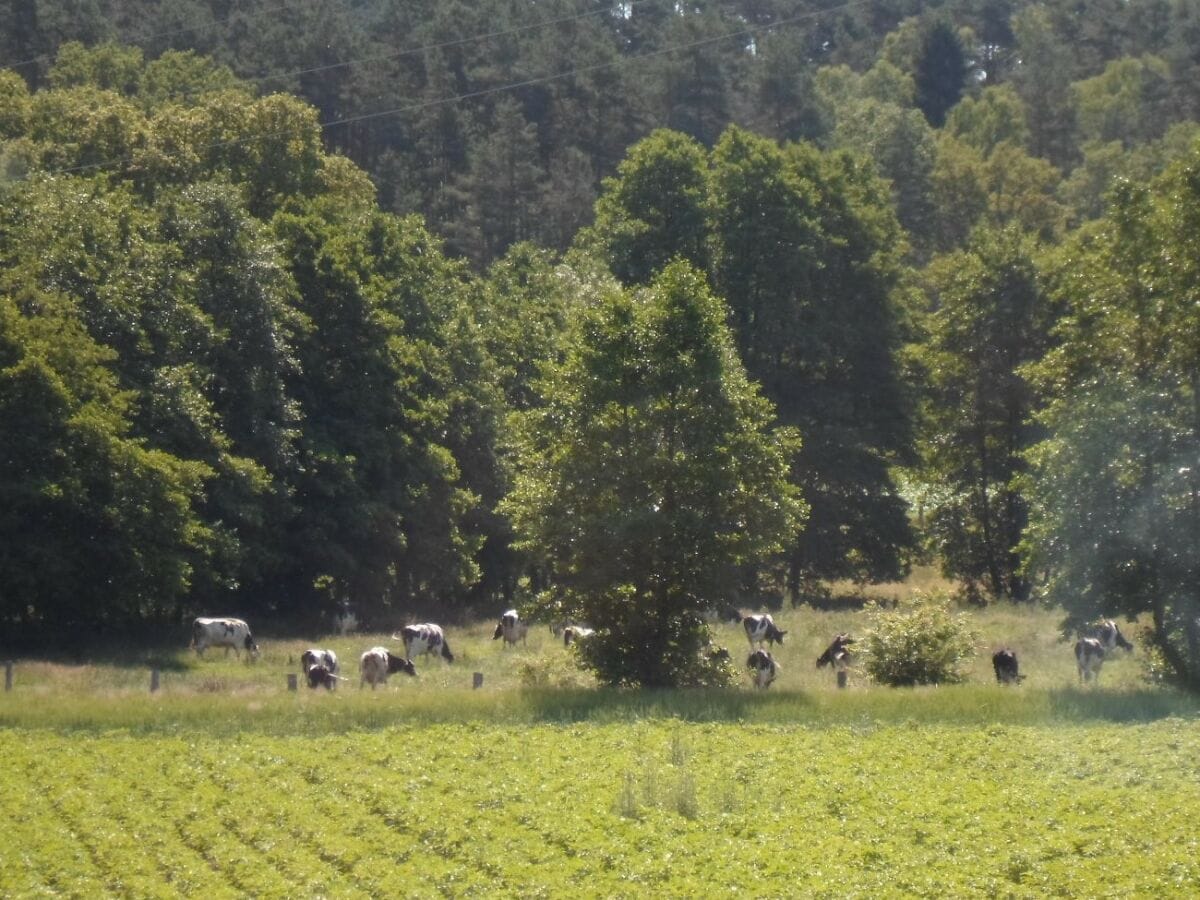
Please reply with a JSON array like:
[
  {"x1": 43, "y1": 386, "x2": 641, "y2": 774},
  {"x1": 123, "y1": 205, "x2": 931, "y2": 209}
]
[{"x1": 2, "y1": 599, "x2": 1199, "y2": 897}]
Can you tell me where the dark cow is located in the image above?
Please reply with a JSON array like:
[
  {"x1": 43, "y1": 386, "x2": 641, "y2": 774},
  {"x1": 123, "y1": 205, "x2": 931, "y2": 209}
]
[
  {"x1": 747, "y1": 649, "x2": 780, "y2": 688},
  {"x1": 719, "y1": 606, "x2": 743, "y2": 625},
  {"x1": 395, "y1": 623, "x2": 454, "y2": 663},
  {"x1": 991, "y1": 648, "x2": 1025, "y2": 684},
  {"x1": 743, "y1": 614, "x2": 787, "y2": 648},
  {"x1": 563, "y1": 625, "x2": 595, "y2": 646},
  {"x1": 190, "y1": 617, "x2": 260, "y2": 660},
  {"x1": 1074, "y1": 637, "x2": 1106, "y2": 684},
  {"x1": 300, "y1": 648, "x2": 340, "y2": 690},
  {"x1": 1093, "y1": 619, "x2": 1134, "y2": 653},
  {"x1": 816, "y1": 633, "x2": 855, "y2": 673},
  {"x1": 359, "y1": 647, "x2": 416, "y2": 689},
  {"x1": 493, "y1": 609, "x2": 528, "y2": 647}
]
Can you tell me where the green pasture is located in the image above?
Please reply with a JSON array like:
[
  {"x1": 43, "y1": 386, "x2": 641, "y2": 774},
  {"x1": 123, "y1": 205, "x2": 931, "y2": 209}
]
[{"x1": 2, "y1": 601, "x2": 1199, "y2": 896}]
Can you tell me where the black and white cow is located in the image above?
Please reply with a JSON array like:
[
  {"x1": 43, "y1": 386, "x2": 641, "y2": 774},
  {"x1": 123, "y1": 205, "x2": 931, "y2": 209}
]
[
  {"x1": 747, "y1": 649, "x2": 780, "y2": 688},
  {"x1": 394, "y1": 623, "x2": 454, "y2": 663},
  {"x1": 301, "y1": 648, "x2": 341, "y2": 690},
  {"x1": 1093, "y1": 619, "x2": 1134, "y2": 653},
  {"x1": 359, "y1": 647, "x2": 416, "y2": 689},
  {"x1": 816, "y1": 633, "x2": 855, "y2": 673},
  {"x1": 190, "y1": 617, "x2": 260, "y2": 660},
  {"x1": 563, "y1": 625, "x2": 595, "y2": 646},
  {"x1": 743, "y1": 614, "x2": 787, "y2": 648},
  {"x1": 493, "y1": 609, "x2": 528, "y2": 647},
  {"x1": 991, "y1": 648, "x2": 1025, "y2": 684},
  {"x1": 1074, "y1": 637, "x2": 1106, "y2": 684}
]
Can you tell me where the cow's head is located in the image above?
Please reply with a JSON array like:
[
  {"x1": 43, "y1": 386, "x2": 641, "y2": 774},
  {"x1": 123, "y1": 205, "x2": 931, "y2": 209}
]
[
  {"x1": 492, "y1": 622, "x2": 503, "y2": 640},
  {"x1": 440, "y1": 642, "x2": 455, "y2": 663},
  {"x1": 816, "y1": 634, "x2": 854, "y2": 668},
  {"x1": 244, "y1": 634, "x2": 261, "y2": 660},
  {"x1": 387, "y1": 654, "x2": 417, "y2": 677}
]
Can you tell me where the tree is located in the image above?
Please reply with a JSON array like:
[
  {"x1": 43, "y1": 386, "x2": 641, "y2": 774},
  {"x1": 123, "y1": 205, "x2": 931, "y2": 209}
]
[
  {"x1": 1025, "y1": 156, "x2": 1200, "y2": 689},
  {"x1": 918, "y1": 228, "x2": 1056, "y2": 602},
  {"x1": 914, "y1": 20, "x2": 969, "y2": 128},
  {"x1": 708, "y1": 129, "x2": 916, "y2": 600},
  {"x1": 581, "y1": 129, "x2": 709, "y2": 287},
  {"x1": 504, "y1": 262, "x2": 804, "y2": 687}
]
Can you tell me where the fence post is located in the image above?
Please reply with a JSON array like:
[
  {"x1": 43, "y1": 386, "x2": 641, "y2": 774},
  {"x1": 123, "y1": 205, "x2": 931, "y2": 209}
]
[
  {"x1": 472, "y1": 672, "x2": 484, "y2": 690},
  {"x1": 150, "y1": 668, "x2": 160, "y2": 693},
  {"x1": 287, "y1": 673, "x2": 298, "y2": 691},
  {"x1": 4, "y1": 661, "x2": 12, "y2": 692},
  {"x1": 837, "y1": 670, "x2": 848, "y2": 689}
]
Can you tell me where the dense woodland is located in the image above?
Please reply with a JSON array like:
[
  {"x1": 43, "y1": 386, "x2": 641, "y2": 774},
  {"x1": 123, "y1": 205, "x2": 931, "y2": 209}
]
[{"x1": 2, "y1": 0, "x2": 1200, "y2": 687}]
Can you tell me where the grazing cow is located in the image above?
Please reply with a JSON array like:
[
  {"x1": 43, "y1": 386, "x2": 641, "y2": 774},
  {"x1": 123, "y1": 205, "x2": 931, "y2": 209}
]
[
  {"x1": 563, "y1": 625, "x2": 595, "y2": 646},
  {"x1": 493, "y1": 609, "x2": 528, "y2": 647},
  {"x1": 359, "y1": 647, "x2": 416, "y2": 689},
  {"x1": 991, "y1": 648, "x2": 1025, "y2": 684},
  {"x1": 301, "y1": 648, "x2": 340, "y2": 690},
  {"x1": 1093, "y1": 619, "x2": 1134, "y2": 653},
  {"x1": 747, "y1": 649, "x2": 780, "y2": 688},
  {"x1": 743, "y1": 614, "x2": 787, "y2": 648},
  {"x1": 333, "y1": 607, "x2": 358, "y2": 635},
  {"x1": 394, "y1": 623, "x2": 454, "y2": 663},
  {"x1": 190, "y1": 617, "x2": 260, "y2": 660},
  {"x1": 1075, "y1": 638, "x2": 1106, "y2": 684},
  {"x1": 816, "y1": 633, "x2": 855, "y2": 673}
]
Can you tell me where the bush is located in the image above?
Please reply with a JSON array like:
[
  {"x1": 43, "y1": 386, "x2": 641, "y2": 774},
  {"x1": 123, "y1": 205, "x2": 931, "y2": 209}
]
[{"x1": 862, "y1": 592, "x2": 979, "y2": 686}]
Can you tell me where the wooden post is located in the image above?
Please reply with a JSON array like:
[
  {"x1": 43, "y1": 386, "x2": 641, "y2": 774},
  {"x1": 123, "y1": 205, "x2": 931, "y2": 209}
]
[
  {"x1": 4, "y1": 661, "x2": 12, "y2": 692},
  {"x1": 472, "y1": 672, "x2": 484, "y2": 689},
  {"x1": 287, "y1": 673, "x2": 298, "y2": 691},
  {"x1": 150, "y1": 668, "x2": 160, "y2": 693},
  {"x1": 837, "y1": 670, "x2": 848, "y2": 689}
]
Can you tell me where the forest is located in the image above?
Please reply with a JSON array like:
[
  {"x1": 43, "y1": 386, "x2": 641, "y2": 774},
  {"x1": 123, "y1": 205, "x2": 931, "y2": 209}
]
[{"x1": 2, "y1": 0, "x2": 1200, "y2": 688}]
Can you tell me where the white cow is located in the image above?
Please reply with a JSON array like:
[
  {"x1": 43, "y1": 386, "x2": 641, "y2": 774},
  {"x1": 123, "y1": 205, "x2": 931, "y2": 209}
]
[
  {"x1": 493, "y1": 609, "x2": 528, "y2": 647},
  {"x1": 301, "y1": 648, "x2": 341, "y2": 690},
  {"x1": 747, "y1": 649, "x2": 780, "y2": 688},
  {"x1": 359, "y1": 647, "x2": 416, "y2": 689},
  {"x1": 743, "y1": 614, "x2": 787, "y2": 648},
  {"x1": 562, "y1": 625, "x2": 595, "y2": 646},
  {"x1": 191, "y1": 617, "x2": 260, "y2": 660},
  {"x1": 1075, "y1": 638, "x2": 1106, "y2": 684},
  {"x1": 394, "y1": 624, "x2": 454, "y2": 663}
]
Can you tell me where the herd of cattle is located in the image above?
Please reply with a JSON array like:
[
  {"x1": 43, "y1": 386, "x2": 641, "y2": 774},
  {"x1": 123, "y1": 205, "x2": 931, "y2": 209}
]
[{"x1": 188, "y1": 610, "x2": 1136, "y2": 691}]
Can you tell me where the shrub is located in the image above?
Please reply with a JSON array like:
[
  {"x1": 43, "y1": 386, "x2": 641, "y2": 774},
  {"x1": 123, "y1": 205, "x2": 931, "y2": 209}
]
[{"x1": 862, "y1": 592, "x2": 979, "y2": 686}]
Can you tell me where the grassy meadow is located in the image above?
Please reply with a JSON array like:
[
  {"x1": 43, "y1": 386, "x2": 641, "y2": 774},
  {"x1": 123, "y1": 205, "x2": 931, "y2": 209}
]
[{"x1": 2, "y1": 584, "x2": 1199, "y2": 896}]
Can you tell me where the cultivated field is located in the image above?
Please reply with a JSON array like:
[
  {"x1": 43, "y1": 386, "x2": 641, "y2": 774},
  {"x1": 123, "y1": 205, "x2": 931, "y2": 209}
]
[{"x1": 2, "y1": 598, "x2": 1199, "y2": 896}]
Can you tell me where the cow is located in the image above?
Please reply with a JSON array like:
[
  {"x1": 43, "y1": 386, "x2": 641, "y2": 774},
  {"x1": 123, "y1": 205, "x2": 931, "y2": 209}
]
[
  {"x1": 394, "y1": 623, "x2": 454, "y2": 663},
  {"x1": 816, "y1": 633, "x2": 855, "y2": 673},
  {"x1": 301, "y1": 648, "x2": 340, "y2": 690},
  {"x1": 493, "y1": 609, "x2": 528, "y2": 647},
  {"x1": 1074, "y1": 637, "x2": 1106, "y2": 684},
  {"x1": 333, "y1": 607, "x2": 358, "y2": 635},
  {"x1": 359, "y1": 647, "x2": 416, "y2": 689},
  {"x1": 743, "y1": 613, "x2": 786, "y2": 648},
  {"x1": 563, "y1": 625, "x2": 595, "y2": 646},
  {"x1": 1093, "y1": 619, "x2": 1134, "y2": 653},
  {"x1": 190, "y1": 617, "x2": 260, "y2": 660},
  {"x1": 991, "y1": 648, "x2": 1025, "y2": 684},
  {"x1": 719, "y1": 606, "x2": 743, "y2": 625},
  {"x1": 747, "y1": 649, "x2": 780, "y2": 688}
]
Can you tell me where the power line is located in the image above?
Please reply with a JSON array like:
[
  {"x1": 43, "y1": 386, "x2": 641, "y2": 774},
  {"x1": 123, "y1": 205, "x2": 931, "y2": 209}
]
[{"x1": 35, "y1": 0, "x2": 869, "y2": 181}]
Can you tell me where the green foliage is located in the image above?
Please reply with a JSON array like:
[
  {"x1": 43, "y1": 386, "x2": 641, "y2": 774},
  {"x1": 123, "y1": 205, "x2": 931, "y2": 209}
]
[
  {"x1": 505, "y1": 261, "x2": 803, "y2": 686},
  {"x1": 917, "y1": 228, "x2": 1057, "y2": 601},
  {"x1": 1025, "y1": 148, "x2": 1200, "y2": 688},
  {"x1": 862, "y1": 592, "x2": 980, "y2": 686}
]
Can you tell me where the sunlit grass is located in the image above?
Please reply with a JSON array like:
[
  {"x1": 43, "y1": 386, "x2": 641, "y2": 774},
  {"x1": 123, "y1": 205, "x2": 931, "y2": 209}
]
[{"x1": 1, "y1": 579, "x2": 1192, "y2": 733}]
